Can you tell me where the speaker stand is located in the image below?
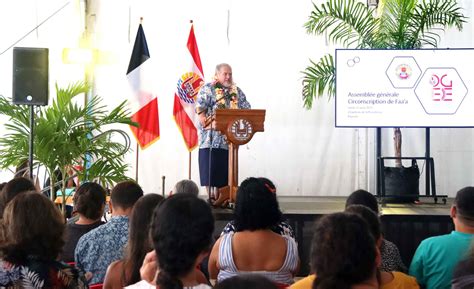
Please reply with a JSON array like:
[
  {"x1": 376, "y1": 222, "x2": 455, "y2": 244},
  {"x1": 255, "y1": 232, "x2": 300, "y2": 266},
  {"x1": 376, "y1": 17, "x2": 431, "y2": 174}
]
[{"x1": 28, "y1": 105, "x2": 35, "y2": 180}]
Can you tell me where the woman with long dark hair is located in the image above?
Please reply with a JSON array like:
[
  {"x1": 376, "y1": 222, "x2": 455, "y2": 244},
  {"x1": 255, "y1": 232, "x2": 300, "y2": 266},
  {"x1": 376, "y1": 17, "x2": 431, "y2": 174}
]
[
  {"x1": 208, "y1": 177, "x2": 299, "y2": 285},
  {"x1": 104, "y1": 194, "x2": 164, "y2": 288},
  {"x1": 154, "y1": 194, "x2": 214, "y2": 289}
]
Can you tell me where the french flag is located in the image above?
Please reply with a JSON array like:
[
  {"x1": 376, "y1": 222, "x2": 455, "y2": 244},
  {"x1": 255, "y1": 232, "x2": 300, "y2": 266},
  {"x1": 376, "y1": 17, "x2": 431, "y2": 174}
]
[{"x1": 127, "y1": 24, "x2": 159, "y2": 149}]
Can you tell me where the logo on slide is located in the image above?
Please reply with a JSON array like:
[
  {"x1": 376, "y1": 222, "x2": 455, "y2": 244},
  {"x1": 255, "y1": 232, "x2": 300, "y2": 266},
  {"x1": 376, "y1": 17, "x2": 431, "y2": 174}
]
[
  {"x1": 414, "y1": 68, "x2": 467, "y2": 115},
  {"x1": 430, "y1": 74, "x2": 452, "y2": 101},
  {"x1": 395, "y1": 64, "x2": 412, "y2": 80},
  {"x1": 386, "y1": 56, "x2": 421, "y2": 89}
]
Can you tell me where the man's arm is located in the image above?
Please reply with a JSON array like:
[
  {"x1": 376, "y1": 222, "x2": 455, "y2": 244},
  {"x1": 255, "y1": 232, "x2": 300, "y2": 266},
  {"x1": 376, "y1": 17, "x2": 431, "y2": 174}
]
[{"x1": 196, "y1": 108, "x2": 208, "y2": 127}]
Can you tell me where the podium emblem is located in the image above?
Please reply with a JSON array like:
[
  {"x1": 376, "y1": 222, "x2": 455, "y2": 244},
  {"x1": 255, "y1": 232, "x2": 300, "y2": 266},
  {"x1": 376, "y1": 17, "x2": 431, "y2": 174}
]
[{"x1": 229, "y1": 118, "x2": 253, "y2": 142}]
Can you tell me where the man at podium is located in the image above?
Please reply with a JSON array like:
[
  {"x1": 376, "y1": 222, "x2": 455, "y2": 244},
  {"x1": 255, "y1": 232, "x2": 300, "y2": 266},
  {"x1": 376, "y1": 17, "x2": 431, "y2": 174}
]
[{"x1": 196, "y1": 63, "x2": 251, "y2": 204}]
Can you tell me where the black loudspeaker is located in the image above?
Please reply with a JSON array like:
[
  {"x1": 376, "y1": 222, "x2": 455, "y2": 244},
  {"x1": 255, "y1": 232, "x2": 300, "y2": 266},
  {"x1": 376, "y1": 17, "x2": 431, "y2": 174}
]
[{"x1": 12, "y1": 47, "x2": 49, "y2": 106}]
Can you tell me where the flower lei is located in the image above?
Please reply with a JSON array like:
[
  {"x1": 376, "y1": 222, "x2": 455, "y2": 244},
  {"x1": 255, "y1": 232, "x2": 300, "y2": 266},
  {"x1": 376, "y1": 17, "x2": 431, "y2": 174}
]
[{"x1": 214, "y1": 81, "x2": 238, "y2": 109}]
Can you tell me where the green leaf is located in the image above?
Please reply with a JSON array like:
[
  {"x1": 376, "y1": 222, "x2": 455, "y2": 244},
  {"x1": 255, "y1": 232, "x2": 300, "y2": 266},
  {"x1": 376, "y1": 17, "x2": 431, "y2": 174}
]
[
  {"x1": 302, "y1": 0, "x2": 466, "y2": 106},
  {"x1": 0, "y1": 82, "x2": 135, "y2": 207}
]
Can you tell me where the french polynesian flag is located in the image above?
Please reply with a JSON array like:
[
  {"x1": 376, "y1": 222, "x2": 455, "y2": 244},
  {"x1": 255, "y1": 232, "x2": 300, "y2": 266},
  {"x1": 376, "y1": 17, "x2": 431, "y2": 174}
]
[
  {"x1": 173, "y1": 22, "x2": 204, "y2": 151},
  {"x1": 127, "y1": 24, "x2": 159, "y2": 149}
]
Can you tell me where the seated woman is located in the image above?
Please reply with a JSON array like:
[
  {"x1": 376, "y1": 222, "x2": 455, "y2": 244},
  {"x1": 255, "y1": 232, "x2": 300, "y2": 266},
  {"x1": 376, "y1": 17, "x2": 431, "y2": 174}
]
[
  {"x1": 62, "y1": 182, "x2": 107, "y2": 263},
  {"x1": 0, "y1": 177, "x2": 37, "y2": 217},
  {"x1": 291, "y1": 206, "x2": 419, "y2": 289},
  {"x1": 345, "y1": 189, "x2": 407, "y2": 272},
  {"x1": 127, "y1": 193, "x2": 215, "y2": 289},
  {"x1": 103, "y1": 194, "x2": 164, "y2": 288},
  {"x1": 220, "y1": 177, "x2": 296, "y2": 240},
  {"x1": 0, "y1": 192, "x2": 88, "y2": 288},
  {"x1": 0, "y1": 177, "x2": 37, "y2": 243},
  {"x1": 310, "y1": 212, "x2": 379, "y2": 289},
  {"x1": 208, "y1": 177, "x2": 299, "y2": 285}
]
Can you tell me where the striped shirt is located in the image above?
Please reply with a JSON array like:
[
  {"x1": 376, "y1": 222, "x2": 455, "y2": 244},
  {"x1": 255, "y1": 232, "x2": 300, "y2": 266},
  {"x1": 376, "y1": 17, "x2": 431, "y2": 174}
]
[{"x1": 217, "y1": 232, "x2": 298, "y2": 285}]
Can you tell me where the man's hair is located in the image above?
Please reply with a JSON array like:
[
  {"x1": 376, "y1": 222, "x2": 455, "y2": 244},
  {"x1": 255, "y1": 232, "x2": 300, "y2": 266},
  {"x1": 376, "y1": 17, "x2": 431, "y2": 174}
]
[
  {"x1": 73, "y1": 182, "x2": 107, "y2": 220},
  {"x1": 215, "y1": 63, "x2": 231, "y2": 74},
  {"x1": 110, "y1": 180, "x2": 144, "y2": 210},
  {"x1": 454, "y1": 186, "x2": 474, "y2": 225},
  {"x1": 1, "y1": 191, "x2": 65, "y2": 262},
  {"x1": 233, "y1": 177, "x2": 282, "y2": 231},
  {"x1": 173, "y1": 179, "x2": 199, "y2": 196},
  {"x1": 345, "y1": 189, "x2": 379, "y2": 214},
  {"x1": 0, "y1": 177, "x2": 37, "y2": 217}
]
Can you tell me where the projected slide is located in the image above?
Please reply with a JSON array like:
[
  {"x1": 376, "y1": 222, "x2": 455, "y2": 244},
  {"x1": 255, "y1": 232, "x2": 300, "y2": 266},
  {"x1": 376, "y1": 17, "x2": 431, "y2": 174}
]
[{"x1": 335, "y1": 49, "x2": 473, "y2": 127}]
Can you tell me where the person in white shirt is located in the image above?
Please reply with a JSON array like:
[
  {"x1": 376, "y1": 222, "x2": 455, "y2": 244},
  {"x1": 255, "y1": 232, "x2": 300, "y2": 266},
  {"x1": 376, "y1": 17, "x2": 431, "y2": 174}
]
[{"x1": 127, "y1": 193, "x2": 214, "y2": 289}]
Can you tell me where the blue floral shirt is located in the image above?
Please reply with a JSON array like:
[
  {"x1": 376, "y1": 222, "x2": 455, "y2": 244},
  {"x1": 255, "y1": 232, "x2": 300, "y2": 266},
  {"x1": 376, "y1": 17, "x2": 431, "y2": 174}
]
[
  {"x1": 196, "y1": 83, "x2": 251, "y2": 149},
  {"x1": 74, "y1": 215, "x2": 129, "y2": 285}
]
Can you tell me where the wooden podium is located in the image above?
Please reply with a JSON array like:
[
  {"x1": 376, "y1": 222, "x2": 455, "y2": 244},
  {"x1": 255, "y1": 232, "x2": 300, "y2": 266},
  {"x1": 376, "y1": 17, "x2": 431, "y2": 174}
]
[{"x1": 212, "y1": 109, "x2": 265, "y2": 207}]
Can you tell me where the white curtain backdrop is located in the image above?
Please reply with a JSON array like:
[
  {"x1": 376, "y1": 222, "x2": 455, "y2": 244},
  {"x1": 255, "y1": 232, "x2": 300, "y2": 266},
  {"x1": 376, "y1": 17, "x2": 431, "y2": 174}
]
[{"x1": 0, "y1": 0, "x2": 473, "y2": 197}]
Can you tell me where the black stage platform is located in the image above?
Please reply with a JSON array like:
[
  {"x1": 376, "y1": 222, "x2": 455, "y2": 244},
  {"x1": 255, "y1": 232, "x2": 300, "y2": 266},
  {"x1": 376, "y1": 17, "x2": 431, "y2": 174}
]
[{"x1": 212, "y1": 196, "x2": 454, "y2": 276}]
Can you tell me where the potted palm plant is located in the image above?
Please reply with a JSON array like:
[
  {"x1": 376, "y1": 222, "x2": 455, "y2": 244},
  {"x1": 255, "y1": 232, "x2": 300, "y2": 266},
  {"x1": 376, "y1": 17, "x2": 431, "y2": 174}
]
[
  {"x1": 302, "y1": 0, "x2": 466, "y2": 196},
  {"x1": 0, "y1": 82, "x2": 136, "y2": 215}
]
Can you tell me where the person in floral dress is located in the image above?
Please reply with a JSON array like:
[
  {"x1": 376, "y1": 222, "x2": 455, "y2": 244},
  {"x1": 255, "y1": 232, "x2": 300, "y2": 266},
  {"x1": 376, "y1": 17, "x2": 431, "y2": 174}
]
[{"x1": 0, "y1": 191, "x2": 88, "y2": 288}]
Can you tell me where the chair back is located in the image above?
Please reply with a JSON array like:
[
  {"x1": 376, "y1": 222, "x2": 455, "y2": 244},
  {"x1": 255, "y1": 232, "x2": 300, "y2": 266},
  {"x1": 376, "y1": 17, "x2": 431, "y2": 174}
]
[{"x1": 275, "y1": 282, "x2": 288, "y2": 289}]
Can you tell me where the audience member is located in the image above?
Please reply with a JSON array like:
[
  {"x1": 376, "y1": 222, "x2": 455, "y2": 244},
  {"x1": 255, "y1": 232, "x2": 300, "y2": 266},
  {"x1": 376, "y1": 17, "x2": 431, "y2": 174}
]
[
  {"x1": 0, "y1": 177, "x2": 37, "y2": 217},
  {"x1": 345, "y1": 205, "x2": 419, "y2": 288},
  {"x1": 75, "y1": 180, "x2": 143, "y2": 285},
  {"x1": 311, "y1": 212, "x2": 379, "y2": 289},
  {"x1": 0, "y1": 192, "x2": 87, "y2": 288},
  {"x1": 103, "y1": 194, "x2": 164, "y2": 288},
  {"x1": 172, "y1": 179, "x2": 200, "y2": 196},
  {"x1": 452, "y1": 241, "x2": 474, "y2": 288},
  {"x1": 291, "y1": 205, "x2": 419, "y2": 289},
  {"x1": 221, "y1": 177, "x2": 296, "y2": 240},
  {"x1": 127, "y1": 193, "x2": 215, "y2": 289},
  {"x1": 14, "y1": 159, "x2": 40, "y2": 189},
  {"x1": 62, "y1": 182, "x2": 107, "y2": 263},
  {"x1": 409, "y1": 186, "x2": 474, "y2": 289},
  {"x1": 214, "y1": 274, "x2": 279, "y2": 289},
  {"x1": 209, "y1": 177, "x2": 299, "y2": 285},
  {"x1": 346, "y1": 189, "x2": 407, "y2": 272}
]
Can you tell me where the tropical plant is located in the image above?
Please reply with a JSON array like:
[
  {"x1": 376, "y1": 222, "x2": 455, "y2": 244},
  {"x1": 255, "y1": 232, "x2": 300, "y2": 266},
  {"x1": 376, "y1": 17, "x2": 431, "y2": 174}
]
[
  {"x1": 302, "y1": 0, "x2": 466, "y2": 165},
  {"x1": 0, "y1": 82, "x2": 136, "y2": 215}
]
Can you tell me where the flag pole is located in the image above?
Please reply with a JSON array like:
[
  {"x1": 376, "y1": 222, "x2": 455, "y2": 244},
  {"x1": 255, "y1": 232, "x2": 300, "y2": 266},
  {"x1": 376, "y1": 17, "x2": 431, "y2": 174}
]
[
  {"x1": 135, "y1": 143, "x2": 139, "y2": 182},
  {"x1": 188, "y1": 152, "x2": 192, "y2": 179},
  {"x1": 188, "y1": 19, "x2": 194, "y2": 181},
  {"x1": 134, "y1": 16, "x2": 143, "y2": 183}
]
